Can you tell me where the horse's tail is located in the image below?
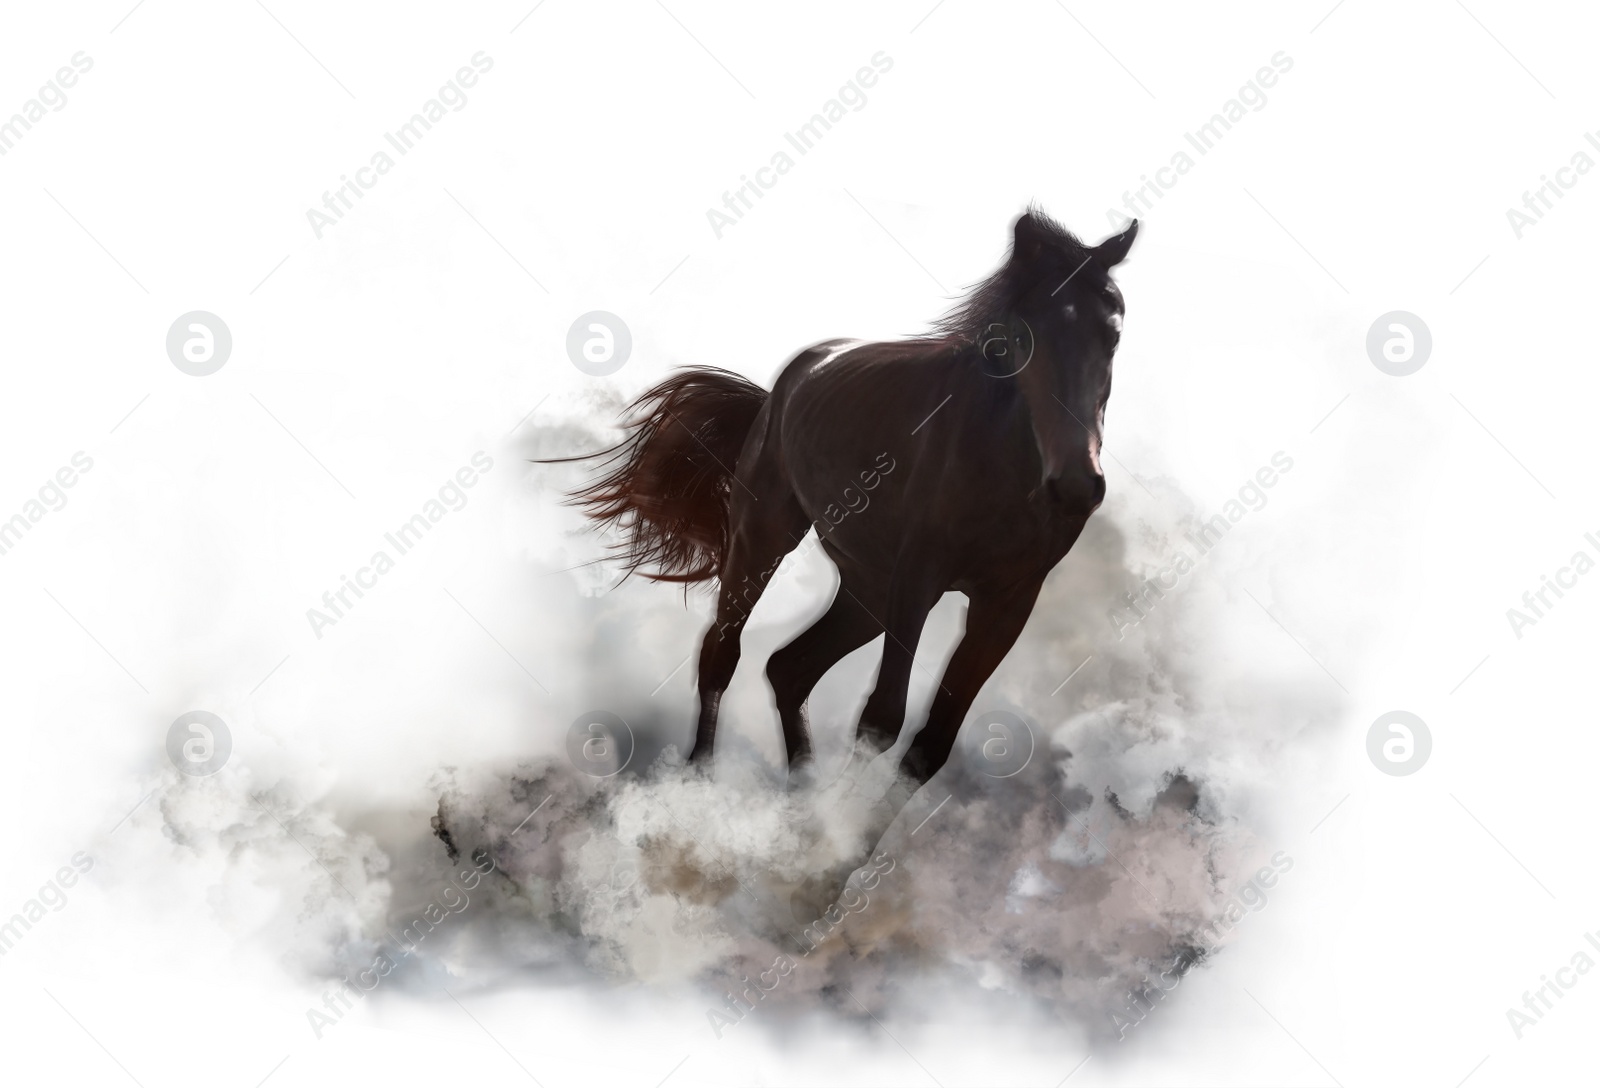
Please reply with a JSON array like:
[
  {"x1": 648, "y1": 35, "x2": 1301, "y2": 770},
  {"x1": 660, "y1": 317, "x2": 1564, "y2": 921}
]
[{"x1": 559, "y1": 367, "x2": 768, "y2": 583}]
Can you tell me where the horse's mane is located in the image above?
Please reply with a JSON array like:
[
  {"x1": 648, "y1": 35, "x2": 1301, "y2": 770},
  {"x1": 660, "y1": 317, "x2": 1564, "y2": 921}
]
[{"x1": 929, "y1": 205, "x2": 1093, "y2": 342}]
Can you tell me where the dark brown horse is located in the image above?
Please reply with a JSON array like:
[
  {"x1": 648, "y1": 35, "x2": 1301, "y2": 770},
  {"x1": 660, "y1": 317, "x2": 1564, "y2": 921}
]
[{"x1": 570, "y1": 209, "x2": 1136, "y2": 801}]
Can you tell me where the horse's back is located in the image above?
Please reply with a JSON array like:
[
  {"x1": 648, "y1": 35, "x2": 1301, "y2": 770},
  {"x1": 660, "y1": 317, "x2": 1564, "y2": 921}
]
[
  {"x1": 767, "y1": 337, "x2": 975, "y2": 555},
  {"x1": 772, "y1": 337, "x2": 868, "y2": 389}
]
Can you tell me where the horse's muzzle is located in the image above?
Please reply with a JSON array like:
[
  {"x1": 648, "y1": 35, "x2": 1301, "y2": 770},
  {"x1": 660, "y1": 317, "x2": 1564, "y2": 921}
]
[{"x1": 1043, "y1": 470, "x2": 1106, "y2": 510}]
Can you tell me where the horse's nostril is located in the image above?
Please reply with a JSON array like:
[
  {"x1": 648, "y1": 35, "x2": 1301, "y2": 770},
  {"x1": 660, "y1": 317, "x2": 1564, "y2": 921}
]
[{"x1": 1090, "y1": 474, "x2": 1107, "y2": 507}]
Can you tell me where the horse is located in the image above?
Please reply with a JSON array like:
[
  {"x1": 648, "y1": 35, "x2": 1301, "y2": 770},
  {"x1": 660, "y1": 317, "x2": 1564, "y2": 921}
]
[{"x1": 567, "y1": 208, "x2": 1136, "y2": 806}]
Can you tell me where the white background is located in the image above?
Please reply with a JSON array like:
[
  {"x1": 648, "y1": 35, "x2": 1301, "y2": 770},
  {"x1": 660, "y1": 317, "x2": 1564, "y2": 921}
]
[{"x1": 1, "y1": 0, "x2": 1597, "y2": 1085}]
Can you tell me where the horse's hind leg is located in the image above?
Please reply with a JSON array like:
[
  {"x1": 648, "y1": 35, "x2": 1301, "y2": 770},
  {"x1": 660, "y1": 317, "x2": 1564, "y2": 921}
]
[
  {"x1": 853, "y1": 569, "x2": 945, "y2": 758},
  {"x1": 689, "y1": 484, "x2": 809, "y2": 765},
  {"x1": 765, "y1": 577, "x2": 883, "y2": 779}
]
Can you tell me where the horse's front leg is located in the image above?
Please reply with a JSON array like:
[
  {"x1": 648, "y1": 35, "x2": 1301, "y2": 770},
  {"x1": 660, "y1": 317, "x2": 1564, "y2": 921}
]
[
  {"x1": 902, "y1": 577, "x2": 1044, "y2": 784},
  {"x1": 839, "y1": 577, "x2": 1045, "y2": 870},
  {"x1": 781, "y1": 572, "x2": 939, "y2": 918},
  {"x1": 789, "y1": 576, "x2": 1046, "y2": 925}
]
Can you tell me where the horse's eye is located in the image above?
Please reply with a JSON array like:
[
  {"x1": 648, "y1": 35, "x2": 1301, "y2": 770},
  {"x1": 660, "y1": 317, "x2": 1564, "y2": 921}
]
[
  {"x1": 1108, "y1": 313, "x2": 1123, "y2": 332},
  {"x1": 1062, "y1": 304, "x2": 1076, "y2": 319}
]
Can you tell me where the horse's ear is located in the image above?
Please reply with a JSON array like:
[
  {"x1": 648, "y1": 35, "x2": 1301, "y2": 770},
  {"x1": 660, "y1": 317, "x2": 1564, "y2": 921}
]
[
  {"x1": 1093, "y1": 220, "x2": 1139, "y2": 267},
  {"x1": 1012, "y1": 213, "x2": 1051, "y2": 263}
]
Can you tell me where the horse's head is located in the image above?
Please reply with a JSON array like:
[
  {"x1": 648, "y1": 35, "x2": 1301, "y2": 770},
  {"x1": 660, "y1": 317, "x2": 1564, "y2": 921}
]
[{"x1": 982, "y1": 210, "x2": 1137, "y2": 507}]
